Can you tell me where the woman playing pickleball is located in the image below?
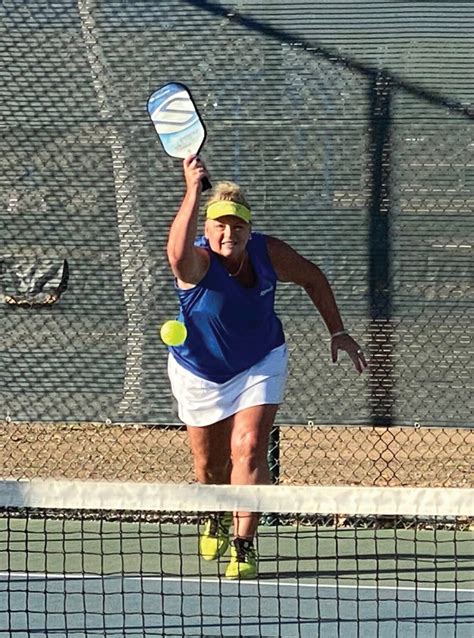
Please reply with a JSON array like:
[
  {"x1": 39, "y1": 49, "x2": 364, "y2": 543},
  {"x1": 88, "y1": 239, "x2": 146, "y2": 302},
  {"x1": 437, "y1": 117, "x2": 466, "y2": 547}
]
[{"x1": 166, "y1": 155, "x2": 367, "y2": 579}]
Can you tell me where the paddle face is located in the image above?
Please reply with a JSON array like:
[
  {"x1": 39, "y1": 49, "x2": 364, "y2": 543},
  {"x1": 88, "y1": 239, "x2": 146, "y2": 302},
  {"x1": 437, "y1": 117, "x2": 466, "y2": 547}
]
[{"x1": 147, "y1": 82, "x2": 207, "y2": 159}]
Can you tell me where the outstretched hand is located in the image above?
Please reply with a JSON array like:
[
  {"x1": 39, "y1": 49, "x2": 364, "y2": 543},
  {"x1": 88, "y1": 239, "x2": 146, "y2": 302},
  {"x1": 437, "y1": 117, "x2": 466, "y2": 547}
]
[{"x1": 331, "y1": 333, "x2": 367, "y2": 374}]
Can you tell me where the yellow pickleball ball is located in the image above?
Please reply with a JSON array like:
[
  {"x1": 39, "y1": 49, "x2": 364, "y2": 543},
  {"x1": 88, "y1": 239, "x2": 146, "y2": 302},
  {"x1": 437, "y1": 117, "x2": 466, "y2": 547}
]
[{"x1": 160, "y1": 320, "x2": 187, "y2": 346}]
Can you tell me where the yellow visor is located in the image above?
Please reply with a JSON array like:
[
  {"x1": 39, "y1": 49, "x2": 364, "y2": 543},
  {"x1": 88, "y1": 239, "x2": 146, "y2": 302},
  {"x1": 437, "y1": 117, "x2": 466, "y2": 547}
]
[{"x1": 206, "y1": 201, "x2": 252, "y2": 223}]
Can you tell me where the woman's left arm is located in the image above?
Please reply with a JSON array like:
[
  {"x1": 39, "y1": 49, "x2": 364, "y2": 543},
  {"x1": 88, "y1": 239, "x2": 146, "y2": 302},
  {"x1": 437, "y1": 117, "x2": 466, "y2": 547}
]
[{"x1": 266, "y1": 235, "x2": 367, "y2": 373}]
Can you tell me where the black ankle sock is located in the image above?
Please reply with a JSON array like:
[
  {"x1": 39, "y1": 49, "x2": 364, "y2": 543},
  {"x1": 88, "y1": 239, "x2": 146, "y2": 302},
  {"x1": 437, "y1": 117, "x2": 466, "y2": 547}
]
[{"x1": 232, "y1": 537, "x2": 254, "y2": 552}]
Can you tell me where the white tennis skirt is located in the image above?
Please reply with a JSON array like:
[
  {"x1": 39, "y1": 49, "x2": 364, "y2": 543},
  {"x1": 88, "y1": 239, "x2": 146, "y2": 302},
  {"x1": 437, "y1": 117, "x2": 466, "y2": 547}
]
[{"x1": 168, "y1": 343, "x2": 289, "y2": 427}]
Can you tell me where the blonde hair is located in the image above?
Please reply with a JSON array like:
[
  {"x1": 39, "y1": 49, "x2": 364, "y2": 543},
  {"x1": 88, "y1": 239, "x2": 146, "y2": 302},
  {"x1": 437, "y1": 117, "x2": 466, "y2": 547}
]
[{"x1": 206, "y1": 181, "x2": 251, "y2": 211}]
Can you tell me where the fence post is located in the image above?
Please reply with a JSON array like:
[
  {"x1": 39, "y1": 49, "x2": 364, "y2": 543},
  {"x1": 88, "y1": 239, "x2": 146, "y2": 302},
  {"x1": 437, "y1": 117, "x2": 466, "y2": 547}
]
[{"x1": 368, "y1": 72, "x2": 394, "y2": 426}]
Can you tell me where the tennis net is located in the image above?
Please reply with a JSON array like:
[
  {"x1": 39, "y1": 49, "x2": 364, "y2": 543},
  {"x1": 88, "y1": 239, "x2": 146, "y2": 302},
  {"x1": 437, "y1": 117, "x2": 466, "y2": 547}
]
[{"x1": 1, "y1": 480, "x2": 473, "y2": 637}]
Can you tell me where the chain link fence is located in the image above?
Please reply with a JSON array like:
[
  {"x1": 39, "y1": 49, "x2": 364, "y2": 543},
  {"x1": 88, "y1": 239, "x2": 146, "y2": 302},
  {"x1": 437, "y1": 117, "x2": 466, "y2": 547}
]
[
  {"x1": 0, "y1": 2, "x2": 472, "y2": 486},
  {"x1": 1, "y1": 421, "x2": 473, "y2": 487}
]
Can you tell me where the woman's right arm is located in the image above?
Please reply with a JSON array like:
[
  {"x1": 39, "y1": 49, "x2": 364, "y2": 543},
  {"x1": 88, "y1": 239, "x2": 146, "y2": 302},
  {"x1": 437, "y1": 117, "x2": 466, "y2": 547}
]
[{"x1": 167, "y1": 155, "x2": 210, "y2": 285}]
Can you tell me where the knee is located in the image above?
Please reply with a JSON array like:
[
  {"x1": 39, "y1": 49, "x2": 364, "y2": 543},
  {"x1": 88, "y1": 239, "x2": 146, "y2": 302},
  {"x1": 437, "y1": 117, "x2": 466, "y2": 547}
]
[
  {"x1": 232, "y1": 430, "x2": 267, "y2": 469},
  {"x1": 193, "y1": 455, "x2": 230, "y2": 484}
]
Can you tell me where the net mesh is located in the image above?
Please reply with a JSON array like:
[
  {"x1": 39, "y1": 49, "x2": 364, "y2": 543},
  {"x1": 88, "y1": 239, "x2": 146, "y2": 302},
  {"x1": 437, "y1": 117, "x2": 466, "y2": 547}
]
[
  {"x1": 0, "y1": 0, "x2": 473, "y2": 492},
  {"x1": 1, "y1": 481, "x2": 473, "y2": 637}
]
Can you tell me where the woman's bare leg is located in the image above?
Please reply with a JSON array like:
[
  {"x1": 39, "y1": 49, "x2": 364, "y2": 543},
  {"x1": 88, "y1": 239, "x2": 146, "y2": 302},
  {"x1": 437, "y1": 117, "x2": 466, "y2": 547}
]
[
  {"x1": 186, "y1": 417, "x2": 233, "y2": 484},
  {"x1": 229, "y1": 404, "x2": 279, "y2": 539}
]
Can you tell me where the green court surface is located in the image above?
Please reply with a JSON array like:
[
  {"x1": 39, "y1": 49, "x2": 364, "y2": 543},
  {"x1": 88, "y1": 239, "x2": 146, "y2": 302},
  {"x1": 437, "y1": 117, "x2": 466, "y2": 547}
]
[
  {"x1": 1, "y1": 518, "x2": 473, "y2": 637},
  {"x1": 2, "y1": 518, "x2": 473, "y2": 587}
]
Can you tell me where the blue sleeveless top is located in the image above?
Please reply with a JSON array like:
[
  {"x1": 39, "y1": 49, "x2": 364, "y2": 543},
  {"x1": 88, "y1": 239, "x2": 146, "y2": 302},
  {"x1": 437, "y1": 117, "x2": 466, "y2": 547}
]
[{"x1": 170, "y1": 232, "x2": 285, "y2": 383}]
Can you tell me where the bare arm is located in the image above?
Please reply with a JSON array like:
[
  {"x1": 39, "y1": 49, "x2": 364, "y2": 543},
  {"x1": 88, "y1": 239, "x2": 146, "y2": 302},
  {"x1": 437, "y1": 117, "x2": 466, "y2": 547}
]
[
  {"x1": 266, "y1": 235, "x2": 367, "y2": 373},
  {"x1": 166, "y1": 156, "x2": 210, "y2": 285}
]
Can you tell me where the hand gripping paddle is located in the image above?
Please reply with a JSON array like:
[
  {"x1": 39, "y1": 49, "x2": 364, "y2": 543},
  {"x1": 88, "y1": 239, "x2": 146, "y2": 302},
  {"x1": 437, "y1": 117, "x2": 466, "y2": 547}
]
[{"x1": 147, "y1": 82, "x2": 211, "y2": 191}]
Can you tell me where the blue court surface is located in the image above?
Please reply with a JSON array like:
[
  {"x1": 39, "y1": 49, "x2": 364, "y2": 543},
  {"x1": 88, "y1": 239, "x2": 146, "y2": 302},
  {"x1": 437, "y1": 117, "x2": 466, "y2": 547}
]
[
  {"x1": 1, "y1": 572, "x2": 473, "y2": 637},
  {"x1": 1, "y1": 519, "x2": 473, "y2": 637}
]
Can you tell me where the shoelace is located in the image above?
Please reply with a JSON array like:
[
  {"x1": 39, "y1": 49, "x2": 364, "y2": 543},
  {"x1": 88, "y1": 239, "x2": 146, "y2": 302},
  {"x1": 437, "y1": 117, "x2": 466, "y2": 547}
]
[{"x1": 208, "y1": 514, "x2": 229, "y2": 537}]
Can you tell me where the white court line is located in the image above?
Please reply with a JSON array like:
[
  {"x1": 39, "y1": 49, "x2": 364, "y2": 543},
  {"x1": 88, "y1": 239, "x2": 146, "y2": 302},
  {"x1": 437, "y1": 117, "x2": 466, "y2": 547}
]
[{"x1": 1, "y1": 572, "x2": 472, "y2": 595}]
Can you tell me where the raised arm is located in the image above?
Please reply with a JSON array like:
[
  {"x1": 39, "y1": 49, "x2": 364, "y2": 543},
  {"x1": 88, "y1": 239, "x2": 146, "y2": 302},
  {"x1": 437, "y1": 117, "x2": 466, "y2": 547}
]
[
  {"x1": 167, "y1": 156, "x2": 210, "y2": 285},
  {"x1": 266, "y1": 235, "x2": 367, "y2": 373}
]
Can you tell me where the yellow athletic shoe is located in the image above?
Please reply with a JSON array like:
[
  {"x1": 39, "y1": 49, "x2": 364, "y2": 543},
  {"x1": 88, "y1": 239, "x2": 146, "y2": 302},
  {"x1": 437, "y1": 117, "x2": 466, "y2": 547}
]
[
  {"x1": 199, "y1": 512, "x2": 232, "y2": 561},
  {"x1": 225, "y1": 538, "x2": 257, "y2": 580}
]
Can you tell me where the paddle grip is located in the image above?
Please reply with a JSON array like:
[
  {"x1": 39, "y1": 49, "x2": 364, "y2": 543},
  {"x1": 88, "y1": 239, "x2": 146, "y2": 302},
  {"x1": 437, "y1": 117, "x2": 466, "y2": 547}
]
[{"x1": 201, "y1": 176, "x2": 212, "y2": 192}]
